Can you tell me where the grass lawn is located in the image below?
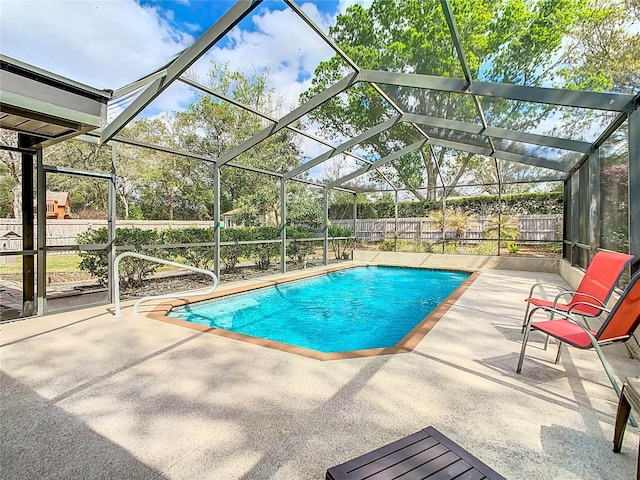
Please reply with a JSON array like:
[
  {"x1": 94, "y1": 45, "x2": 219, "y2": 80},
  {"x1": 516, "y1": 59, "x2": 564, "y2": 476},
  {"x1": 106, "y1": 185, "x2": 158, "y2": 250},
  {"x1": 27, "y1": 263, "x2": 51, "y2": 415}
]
[
  {"x1": 0, "y1": 253, "x2": 183, "y2": 285},
  {"x1": 0, "y1": 253, "x2": 95, "y2": 284},
  {"x1": 0, "y1": 253, "x2": 84, "y2": 275}
]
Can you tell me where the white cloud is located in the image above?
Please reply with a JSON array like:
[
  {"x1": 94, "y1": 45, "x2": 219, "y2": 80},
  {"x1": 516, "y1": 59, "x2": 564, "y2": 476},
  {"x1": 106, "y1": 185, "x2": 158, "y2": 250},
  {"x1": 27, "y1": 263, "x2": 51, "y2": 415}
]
[
  {"x1": 0, "y1": 0, "x2": 351, "y2": 146},
  {"x1": 201, "y1": 3, "x2": 336, "y2": 113},
  {"x1": 0, "y1": 0, "x2": 193, "y2": 89}
]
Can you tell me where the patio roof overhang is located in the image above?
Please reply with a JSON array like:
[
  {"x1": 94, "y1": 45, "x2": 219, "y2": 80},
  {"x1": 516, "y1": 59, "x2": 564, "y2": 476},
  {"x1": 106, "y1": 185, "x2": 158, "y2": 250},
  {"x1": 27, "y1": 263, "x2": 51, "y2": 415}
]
[{"x1": 0, "y1": 55, "x2": 111, "y2": 148}]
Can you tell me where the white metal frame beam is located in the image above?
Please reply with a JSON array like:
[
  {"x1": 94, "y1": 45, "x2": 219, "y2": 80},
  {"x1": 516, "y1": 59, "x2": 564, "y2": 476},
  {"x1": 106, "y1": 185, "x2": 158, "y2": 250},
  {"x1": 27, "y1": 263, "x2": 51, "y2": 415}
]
[
  {"x1": 329, "y1": 140, "x2": 428, "y2": 187},
  {"x1": 428, "y1": 137, "x2": 572, "y2": 172},
  {"x1": 216, "y1": 72, "x2": 358, "y2": 166},
  {"x1": 284, "y1": 115, "x2": 402, "y2": 180},
  {"x1": 101, "y1": 0, "x2": 262, "y2": 143},
  {"x1": 401, "y1": 112, "x2": 591, "y2": 153},
  {"x1": 358, "y1": 70, "x2": 636, "y2": 112}
]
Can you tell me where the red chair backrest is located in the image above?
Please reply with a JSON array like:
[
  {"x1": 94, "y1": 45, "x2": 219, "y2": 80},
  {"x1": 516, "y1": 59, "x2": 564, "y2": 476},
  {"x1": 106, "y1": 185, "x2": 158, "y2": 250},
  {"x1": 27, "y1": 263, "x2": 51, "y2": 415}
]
[
  {"x1": 597, "y1": 270, "x2": 640, "y2": 342},
  {"x1": 570, "y1": 251, "x2": 634, "y2": 316}
]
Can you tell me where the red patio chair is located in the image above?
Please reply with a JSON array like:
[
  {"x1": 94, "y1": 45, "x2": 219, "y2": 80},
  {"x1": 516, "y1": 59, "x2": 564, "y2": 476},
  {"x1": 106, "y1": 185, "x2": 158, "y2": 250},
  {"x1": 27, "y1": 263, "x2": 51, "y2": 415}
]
[
  {"x1": 517, "y1": 270, "x2": 640, "y2": 408},
  {"x1": 521, "y1": 251, "x2": 634, "y2": 334}
]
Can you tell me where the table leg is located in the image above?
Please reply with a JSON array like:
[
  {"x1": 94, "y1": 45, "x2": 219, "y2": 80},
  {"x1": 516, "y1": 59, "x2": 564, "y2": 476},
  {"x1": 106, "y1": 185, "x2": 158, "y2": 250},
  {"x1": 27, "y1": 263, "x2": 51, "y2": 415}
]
[
  {"x1": 636, "y1": 439, "x2": 639, "y2": 480},
  {"x1": 613, "y1": 385, "x2": 631, "y2": 453}
]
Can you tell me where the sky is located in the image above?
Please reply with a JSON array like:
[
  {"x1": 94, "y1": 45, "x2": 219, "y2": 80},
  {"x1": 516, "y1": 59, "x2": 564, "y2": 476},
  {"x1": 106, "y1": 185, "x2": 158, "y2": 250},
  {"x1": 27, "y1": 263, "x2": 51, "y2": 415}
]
[
  {"x1": 0, "y1": 0, "x2": 372, "y2": 116},
  {"x1": 1, "y1": 0, "x2": 604, "y2": 184}
]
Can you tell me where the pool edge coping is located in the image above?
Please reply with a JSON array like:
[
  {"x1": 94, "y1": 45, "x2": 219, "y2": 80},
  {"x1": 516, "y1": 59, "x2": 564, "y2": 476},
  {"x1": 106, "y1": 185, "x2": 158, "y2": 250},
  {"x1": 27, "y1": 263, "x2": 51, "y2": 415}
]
[{"x1": 145, "y1": 264, "x2": 479, "y2": 361}]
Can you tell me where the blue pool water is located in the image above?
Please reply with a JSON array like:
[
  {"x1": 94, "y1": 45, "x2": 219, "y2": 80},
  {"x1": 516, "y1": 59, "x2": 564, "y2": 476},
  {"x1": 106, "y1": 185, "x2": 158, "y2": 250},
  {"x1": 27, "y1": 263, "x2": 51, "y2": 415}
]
[{"x1": 168, "y1": 266, "x2": 469, "y2": 353}]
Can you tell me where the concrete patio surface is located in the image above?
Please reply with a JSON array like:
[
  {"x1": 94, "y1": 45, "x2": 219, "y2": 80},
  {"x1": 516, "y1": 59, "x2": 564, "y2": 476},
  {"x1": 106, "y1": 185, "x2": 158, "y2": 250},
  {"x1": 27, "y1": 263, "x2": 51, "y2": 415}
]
[{"x1": 1, "y1": 265, "x2": 638, "y2": 479}]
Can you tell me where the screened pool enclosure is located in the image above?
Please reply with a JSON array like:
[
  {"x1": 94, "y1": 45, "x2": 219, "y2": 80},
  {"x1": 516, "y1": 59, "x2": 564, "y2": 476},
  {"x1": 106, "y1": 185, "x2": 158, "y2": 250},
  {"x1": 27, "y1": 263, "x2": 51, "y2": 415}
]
[{"x1": 1, "y1": 0, "x2": 639, "y2": 318}]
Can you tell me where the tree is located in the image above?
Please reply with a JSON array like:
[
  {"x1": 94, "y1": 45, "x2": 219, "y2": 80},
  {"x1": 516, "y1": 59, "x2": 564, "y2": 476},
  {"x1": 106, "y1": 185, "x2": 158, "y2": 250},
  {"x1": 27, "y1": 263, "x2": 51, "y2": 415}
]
[
  {"x1": 176, "y1": 62, "x2": 304, "y2": 224},
  {"x1": 561, "y1": 0, "x2": 639, "y2": 94},
  {"x1": 556, "y1": 0, "x2": 639, "y2": 251},
  {"x1": 0, "y1": 130, "x2": 21, "y2": 218},
  {"x1": 45, "y1": 140, "x2": 112, "y2": 218},
  {"x1": 463, "y1": 158, "x2": 556, "y2": 195},
  {"x1": 286, "y1": 183, "x2": 323, "y2": 228},
  {"x1": 121, "y1": 115, "x2": 214, "y2": 221},
  {"x1": 302, "y1": 0, "x2": 588, "y2": 200},
  {"x1": 108, "y1": 143, "x2": 140, "y2": 220}
]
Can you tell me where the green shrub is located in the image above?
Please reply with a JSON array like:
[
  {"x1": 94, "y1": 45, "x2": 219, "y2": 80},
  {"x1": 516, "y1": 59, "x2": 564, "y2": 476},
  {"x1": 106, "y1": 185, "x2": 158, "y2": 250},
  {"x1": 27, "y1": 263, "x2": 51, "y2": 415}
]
[
  {"x1": 547, "y1": 242, "x2": 563, "y2": 254},
  {"x1": 471, "y1": 241, "x2": 499, "y2": 256},
  {"x1": 378, "y1": 239, "x2": 395, "y2": 251},
  {"x1": 507, "y1": 242, "x2": 520, "y2": 254},
  {"x1": 161, "y1": 227, "x2": 215, "y2": 269},
  {"x1": 220, "y1": 228, "x2": 252, "y2": 272},
  {"x1": 329, "y1": 192, "x2": 563, "y2": 219},
  {"x1": 442, "y1": 241, "x2": 458, "y2": 254},
  {"x1": 77, "y1": 227, "x2": 163, "y2": 289},
  {"x1": 251, "y1": 226, "x2": 280, "y2": 270},
  {"x1": 409, "y1": 241, "x2": 433, "y2": 253},
  {"x1": 483, "y1": 215, "x2": 521, "y2": 246},
  {"x1": 286, "y1": 226, "x2": 317, "y2": 264},
  {"x1": 328, "y1": 224, "x2": 354, "y2": 259}
]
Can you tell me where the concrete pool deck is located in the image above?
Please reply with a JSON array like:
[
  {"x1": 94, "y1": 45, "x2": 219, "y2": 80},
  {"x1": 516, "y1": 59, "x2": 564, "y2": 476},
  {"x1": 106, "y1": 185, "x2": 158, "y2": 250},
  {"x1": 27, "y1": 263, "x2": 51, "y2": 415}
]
[{"x1": 1, "y1": 265, "x2": 638, "y2": 479}]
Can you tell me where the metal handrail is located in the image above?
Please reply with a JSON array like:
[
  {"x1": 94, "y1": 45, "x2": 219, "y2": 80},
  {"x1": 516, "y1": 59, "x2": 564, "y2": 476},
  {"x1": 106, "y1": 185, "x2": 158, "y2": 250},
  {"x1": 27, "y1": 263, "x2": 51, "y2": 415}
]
[{"x1": 114, "y1": 251, "x2": 218, "y2": 317}]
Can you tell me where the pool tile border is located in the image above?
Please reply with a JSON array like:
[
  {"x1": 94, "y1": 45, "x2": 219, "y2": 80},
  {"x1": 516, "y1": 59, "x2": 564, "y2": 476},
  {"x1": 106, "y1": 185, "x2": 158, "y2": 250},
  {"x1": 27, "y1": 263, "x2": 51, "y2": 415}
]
[{"x1": 146, "y1": 265, "x2": 479, "y2": 361}]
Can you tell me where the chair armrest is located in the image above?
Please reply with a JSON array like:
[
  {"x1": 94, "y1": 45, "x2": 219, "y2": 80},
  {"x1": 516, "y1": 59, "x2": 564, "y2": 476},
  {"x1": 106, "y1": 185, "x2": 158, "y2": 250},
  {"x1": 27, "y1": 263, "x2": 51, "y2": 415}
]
[
  {"x1": 550, "y1": 290, "x2": 576, "y2": 305},
  {"x1": 568, "y1": 292, "x2": 607, "y2": 307},
  {"x1": 552, "y1": 291, "x2": 608, "y2": 310},
  {"x1": 528, "y1": 281, "x2": 568, "y2": 298},
  {"x1": 567, "y1": 301, "x2": 611, "y2": 315},
  {"x1": 527, "y1": 305, "x2": 591, "y2": 331}
]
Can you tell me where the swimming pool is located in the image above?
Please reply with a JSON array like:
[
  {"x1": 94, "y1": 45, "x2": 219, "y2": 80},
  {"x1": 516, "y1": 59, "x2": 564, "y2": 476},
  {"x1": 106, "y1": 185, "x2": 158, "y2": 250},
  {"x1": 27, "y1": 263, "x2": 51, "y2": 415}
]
[{"x1": 167, "y1": 266, "x2": 471, "y2": 355}]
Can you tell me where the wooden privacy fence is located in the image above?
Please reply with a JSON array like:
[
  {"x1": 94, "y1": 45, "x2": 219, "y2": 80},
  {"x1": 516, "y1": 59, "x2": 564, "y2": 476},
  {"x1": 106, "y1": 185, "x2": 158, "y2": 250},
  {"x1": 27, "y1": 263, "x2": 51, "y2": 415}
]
[
  {"x1": 0, "y1": 219, "x2": 214, "y2": 249},
  {"x1": 331, "y1": 215, "x2": 561, "y2": 243},
  {"x1": 0, "y1": 215, "x2": 561, "y2": 249}
]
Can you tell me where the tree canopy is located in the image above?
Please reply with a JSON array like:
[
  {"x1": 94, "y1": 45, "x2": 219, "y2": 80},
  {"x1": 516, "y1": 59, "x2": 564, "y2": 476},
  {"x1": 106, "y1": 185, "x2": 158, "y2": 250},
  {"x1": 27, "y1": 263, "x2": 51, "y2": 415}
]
[
  {"x1": 301, "y1": 0, "x2": 610, "y2": 200},
  {"x1": 7, "y1": 62, "x2": 322, "y2": 226},
  {"x1": 1, "y1": 1, "x2": 637, "y2": 221}
]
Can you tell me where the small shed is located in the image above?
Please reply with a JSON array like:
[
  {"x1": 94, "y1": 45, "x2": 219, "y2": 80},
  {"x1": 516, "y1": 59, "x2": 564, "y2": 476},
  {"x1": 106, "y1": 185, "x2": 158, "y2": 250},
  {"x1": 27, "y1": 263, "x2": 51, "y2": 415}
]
[
  {"x1": 222, "y1": 208, "x2": 240, "y2": 228},
  {"x1": 0, "y1": 231, "x2": 21, "y2": 264},
  {"x1": 222, "y1": 208, "x2": 276, "y2": 228}
]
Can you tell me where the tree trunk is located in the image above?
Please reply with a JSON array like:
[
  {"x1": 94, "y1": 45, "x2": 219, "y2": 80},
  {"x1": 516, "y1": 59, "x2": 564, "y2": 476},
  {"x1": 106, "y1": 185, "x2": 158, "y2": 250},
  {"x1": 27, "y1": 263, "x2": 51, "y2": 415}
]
[
  {"x1": 407, "y1": 187, "x2": 425, "y2": 202},
  {"x1": 118, "y1": 189, "x2": 130, "y2": 219},
  {"x1": 421, "y1": 149, "x2": 438, "y2": 201},
  {"x1": 12, "y1": 181, "x2": 22, "y2": 219}
]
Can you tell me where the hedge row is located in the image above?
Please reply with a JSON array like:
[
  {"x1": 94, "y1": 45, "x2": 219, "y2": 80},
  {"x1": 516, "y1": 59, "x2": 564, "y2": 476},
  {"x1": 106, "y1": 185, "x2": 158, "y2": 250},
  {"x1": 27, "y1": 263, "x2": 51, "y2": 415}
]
[
  {"x1": 77, "y1": 225, "x2": 353, "y2": 289},
  {"x1": 329, "y1": 192, "x2": 563, "y2": 219}
]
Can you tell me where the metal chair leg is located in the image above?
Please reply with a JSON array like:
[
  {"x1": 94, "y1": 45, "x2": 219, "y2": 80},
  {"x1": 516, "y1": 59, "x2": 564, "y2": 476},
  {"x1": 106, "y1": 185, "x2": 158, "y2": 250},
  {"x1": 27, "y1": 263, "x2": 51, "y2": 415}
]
[
  {"x1": 521, "y1": 301, "x2": 531, "y2": 333},
  {"x1": 517, "y1": 312, "x2": 535, "y2": 373},
  {"x1": 624, "y1": 342, "x2": 636, "y2": 359},
  {"x1": 593, "y1": 342, "x2": 637, "y2": 427},
  {"x1": 555, "y1": 342, "x2": 563, "y2": 364},
  {"x1": 542, "y1": 308, "x2": 557, "y2": 350},
  {"x1": 624, "y1": 333, "x2": 640, "y2": 359}
]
